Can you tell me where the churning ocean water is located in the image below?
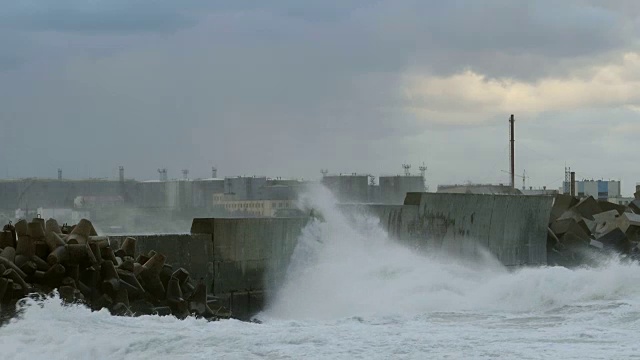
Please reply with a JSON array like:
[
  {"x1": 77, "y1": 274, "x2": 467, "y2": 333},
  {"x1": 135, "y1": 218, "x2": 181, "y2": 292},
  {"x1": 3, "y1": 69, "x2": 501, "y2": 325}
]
[{"x1": 2, "y1": 187, "x2": 640, "y2": 359}]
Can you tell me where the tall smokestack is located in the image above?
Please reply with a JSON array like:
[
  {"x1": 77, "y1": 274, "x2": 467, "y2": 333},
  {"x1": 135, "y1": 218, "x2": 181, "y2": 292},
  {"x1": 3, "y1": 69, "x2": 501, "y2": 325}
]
[
  {"x1": 119, "y1": 166, "x2": 125, "y2": 182},
  {"x1": 570, "y1": 171, "x2": 576, "y2": 197},
  {"x1": 58, "y1": 168, "x2": 62, "y2": 180},
  {"x1": 509, "y1": 114, "x2": 515, "y2": 189},
  {"x1": 212, "y1": 167, "x2": 217, "y2": 178}
]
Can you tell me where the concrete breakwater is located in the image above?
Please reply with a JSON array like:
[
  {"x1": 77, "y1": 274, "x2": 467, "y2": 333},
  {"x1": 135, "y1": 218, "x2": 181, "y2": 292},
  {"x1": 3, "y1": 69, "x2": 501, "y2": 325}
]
[
  {"x1": 95, "y1": 218, "x2": 309, "y2": 319},
  {"x1": 5, "y1": 192, "x2": 637, "y2": 320},
  {"x1": 0, "y1": 218, "x2": 229, "y2": 321},
  {"x1": 546, "y1": 194, "x2": 640, "y2": 266},
  {"x1": 190, "y1": 193, "x2": 640, "y2": 318},
  {"x1": 355, "y1": 193, "x2": 554, "y2": 266},
  {"x1": 187, "y1": 193, "x2": 554, "y2": 317}
]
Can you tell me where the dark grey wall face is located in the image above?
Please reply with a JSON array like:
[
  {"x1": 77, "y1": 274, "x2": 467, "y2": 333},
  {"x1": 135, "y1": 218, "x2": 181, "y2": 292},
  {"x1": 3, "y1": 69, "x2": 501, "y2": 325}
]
[{"x1": 1, "y1": 1, "x2": 639, "y2": 195}]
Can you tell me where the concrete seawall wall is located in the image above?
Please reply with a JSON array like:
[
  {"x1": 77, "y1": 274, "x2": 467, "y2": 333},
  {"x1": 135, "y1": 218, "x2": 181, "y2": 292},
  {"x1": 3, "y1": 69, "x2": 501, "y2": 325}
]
[
  {"x1": 342, "y1": 193, "x2": 554, "y2": 266},
  {"x1": 191, "y1": 217, "x2": 308, "y2": 318}
]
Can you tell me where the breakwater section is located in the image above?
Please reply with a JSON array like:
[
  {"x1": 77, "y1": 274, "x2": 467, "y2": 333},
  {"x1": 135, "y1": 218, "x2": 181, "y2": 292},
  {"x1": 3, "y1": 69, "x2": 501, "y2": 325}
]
[
  {"x1": 357, "y1": 193, "x2": 554, "y2": 266},
  {"x1": 108, "y1": 193, "x2": 553, "y2": 318},
  {"x1": 111, "y1": 218, "x2": 308, "y2": 319}
]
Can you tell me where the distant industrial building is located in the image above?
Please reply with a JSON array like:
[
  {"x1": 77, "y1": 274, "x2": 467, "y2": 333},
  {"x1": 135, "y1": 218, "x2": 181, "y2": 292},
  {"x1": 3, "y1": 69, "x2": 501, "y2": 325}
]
[
  {"x1": 562, "y1": 179, "x2": 621, "y2": 200},
  {"x1": 320, "y1": 169, "x2": 428, "y2": 205},
  {"x1": 321, "y1": 174, "x2": 370, "y2": 203},
  {"x1": 224, "y1": 176, "x2": 268, "y2": 201},
  {"x1": 378, "y1": 175, "x2": 425, "y2": 204}
]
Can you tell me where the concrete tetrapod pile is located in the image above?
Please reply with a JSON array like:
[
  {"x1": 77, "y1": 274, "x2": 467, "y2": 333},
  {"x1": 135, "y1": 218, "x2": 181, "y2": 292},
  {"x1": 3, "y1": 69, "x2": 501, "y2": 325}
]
[
  {"x1": 547, "y1": 194, "x2": 640, "y2": 267},
  {"x1": 0, "y1": 218, "x2": 230, "y2": 321}
]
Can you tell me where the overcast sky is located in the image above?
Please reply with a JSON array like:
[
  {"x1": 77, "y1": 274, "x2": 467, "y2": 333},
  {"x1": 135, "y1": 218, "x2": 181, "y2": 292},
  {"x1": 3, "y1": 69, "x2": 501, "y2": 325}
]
[{"x1": 1, "y1": 1, "x2": 639, "y2": 194}]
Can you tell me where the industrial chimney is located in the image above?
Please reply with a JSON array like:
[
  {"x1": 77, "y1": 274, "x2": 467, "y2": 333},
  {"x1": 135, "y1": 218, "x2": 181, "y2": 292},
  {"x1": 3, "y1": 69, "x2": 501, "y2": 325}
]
[
  {"x1": 212, "y1": 167, "x2": 217, "y2": 178},
  {"x1": 509, "y1": 114, "x2": 515, "y2": 189}
]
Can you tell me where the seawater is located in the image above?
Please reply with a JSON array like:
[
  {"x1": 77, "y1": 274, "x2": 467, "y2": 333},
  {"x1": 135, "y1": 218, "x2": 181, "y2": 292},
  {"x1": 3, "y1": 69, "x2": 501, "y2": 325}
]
[{"x1": 2, "y1": 186, "x2": 640, "y2": 359}]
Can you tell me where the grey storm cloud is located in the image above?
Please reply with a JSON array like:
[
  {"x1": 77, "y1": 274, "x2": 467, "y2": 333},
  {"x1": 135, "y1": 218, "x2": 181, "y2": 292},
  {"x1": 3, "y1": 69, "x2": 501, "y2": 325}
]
[
  {"x1": 0, "y1": 0, "x2": 639, "y2": 194},
  {"x1": 0, "y1": 1, "x2": 198, "y2": 32}
]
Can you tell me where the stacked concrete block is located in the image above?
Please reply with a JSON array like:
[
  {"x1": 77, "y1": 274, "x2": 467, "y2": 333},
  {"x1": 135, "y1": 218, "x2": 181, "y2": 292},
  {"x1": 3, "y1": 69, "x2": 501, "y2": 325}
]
[
  {"x1": 0, "y1": 218, "x2": 229, "y2": 321},
  {"x1": 548, "y1": 195, "x2": 640, "y2": 266}
]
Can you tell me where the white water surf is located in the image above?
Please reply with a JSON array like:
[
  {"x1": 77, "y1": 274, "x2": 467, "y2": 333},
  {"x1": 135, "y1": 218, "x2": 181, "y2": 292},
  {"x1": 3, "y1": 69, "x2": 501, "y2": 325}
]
[{"x1": 2, "y1": 186, "x2": 640, "y2": 359}]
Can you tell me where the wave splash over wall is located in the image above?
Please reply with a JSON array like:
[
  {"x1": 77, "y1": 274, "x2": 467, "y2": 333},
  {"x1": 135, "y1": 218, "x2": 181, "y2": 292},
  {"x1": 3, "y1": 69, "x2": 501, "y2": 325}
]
[{"x1": 265, "y1": 185, "x2": 640, "y2": 320}]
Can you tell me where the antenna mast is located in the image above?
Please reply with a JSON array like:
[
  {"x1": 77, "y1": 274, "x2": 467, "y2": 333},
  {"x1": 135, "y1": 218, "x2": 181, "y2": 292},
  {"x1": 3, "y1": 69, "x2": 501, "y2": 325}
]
[
  {"x1": 157, "y1": 168, "x2": 168, "y2": 181},
  {"x1": 402, "y1": 163, "x2": 411, "y2": 176},
  {"x1": 419, "y1": 162, "x2": 428, "y2": 191}
]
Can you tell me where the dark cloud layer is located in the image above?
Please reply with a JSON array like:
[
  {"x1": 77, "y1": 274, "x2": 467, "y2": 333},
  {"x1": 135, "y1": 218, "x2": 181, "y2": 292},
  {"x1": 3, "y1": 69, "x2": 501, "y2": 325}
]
[{"x1": 1, "y1": 1, "x2": 639, "y2": 194}]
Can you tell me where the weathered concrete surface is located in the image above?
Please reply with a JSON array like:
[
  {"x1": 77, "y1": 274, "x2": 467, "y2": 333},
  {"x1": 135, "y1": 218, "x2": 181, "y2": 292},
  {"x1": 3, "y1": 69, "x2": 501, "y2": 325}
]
[
  {"x1": 109, "y1": 234, "x2": 214, "y2": 291},
  {"x1": 344, "y1": 193, "x2": 554, "y2": 266},
  {"x1": 191, "y1": 217, "x2": 308, "y2": 318},
  {"x1": 191, "y1": 217, "x2": 307, "y2": 293},
  {"x1": 415, "y1": 193, "x2": 552, "y2": 266}
]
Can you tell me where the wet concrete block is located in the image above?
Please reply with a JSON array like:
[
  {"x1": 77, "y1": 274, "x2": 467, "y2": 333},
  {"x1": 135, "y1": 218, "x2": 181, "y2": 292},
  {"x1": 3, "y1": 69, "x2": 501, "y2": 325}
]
[
  {"x1": 0, "y1": 247, "x2": 16, "y2": 263},
  {"x1": 0, "y1": 256, "x2": 27, "y2": 279},
  {"x1": 550, "y1": 194, "x2": 579, "y2": 223},
  {"x1": 589, "y1": 239, "x2": 604, "y2": 249},
  {"x1": 45, "y1": 232, "x2": 66, "y2": 253},
  {"x1": 45, "y1": 219, "x2": 62, "y2": 235},
  {"x1": 597, "y1": 228, "x2": 630, "y2": 253},
  {"x1": 30, "y1": 255, "x2": 50, "y2": 272},
  {"x1": 568, "y1": 196, "x2": 602, "y2": 221},
  {"x1": 594, "y1": 210, "x2": 630, "y2": 238},
  {"x1": 550, "y1": 218, "x2": 590, "y2": 240},
  {"x1": 558, "y1": 231, "x2": 590, "y2": 248},
  {"x1": 115, "y1": 237, "x2": 136, "y2": 258},
  {"x1": 142, "y1": 253, "x2": 166, "y2": 275},
  {"x1": 137, "y1": 270, "x2": 165, "y2": 300},
  {"x1": 18, "y1": 261, "x2": 37, "y2": 277},
  {"x1": 624, "y1": 212, "x2": 640, "y2": 228},
  {"x1": 0, "y1": 231, "x2": 16, "y2": 249},
  {"x1": 597, "y1": 200, "x2": 626, "y2": 216},
  {"x1": 188, "y1": 279, "x2": 216, "y2": 319},
  {"x1": 66, "y1": 219, "x2": 93, "y2": 245},
  {"x1": 101, "y1": 261, "x2": 120, "y2": 296},
  {"x1": 3, "y1": 269, "x2": 31, "y2": 292},
  {"x1": 26, "y1": 221, "x2": 45, "y2": 240},
  {"x1": 14, "y1": 220, "x2": 28, "y2": 237},
  {"x1": 0, "y1": 278, "x2": 8, "y2": 301},
  {"x1": 14, "y1": 235, "x2": 35, "y2": 267},
  {"x1": 43, "y1": 264, "x2": 66, "y2": 288},
  {"x1": 47, "y1": 246, "x2": 68, "y2": 265}
]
